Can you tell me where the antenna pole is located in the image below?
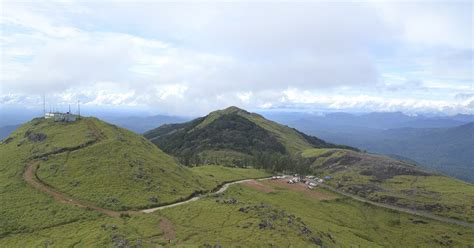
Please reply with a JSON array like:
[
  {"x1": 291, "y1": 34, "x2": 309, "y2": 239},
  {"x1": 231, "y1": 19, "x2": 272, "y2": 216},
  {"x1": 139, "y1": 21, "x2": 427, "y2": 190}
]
[
  {"x1": 78, "y1": 100, "x2": 81, "y2": 119},
  {"x1": 43, "y1": 93, "x2": 46, "y2": 117}
]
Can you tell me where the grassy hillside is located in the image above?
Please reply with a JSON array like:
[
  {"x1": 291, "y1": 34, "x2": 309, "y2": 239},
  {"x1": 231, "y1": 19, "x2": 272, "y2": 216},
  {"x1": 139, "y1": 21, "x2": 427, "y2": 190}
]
[
  {"x1": 0, "y1": 118, "x2": 102, "y2": 236},
  {"x1": 2, "y1": 180, "x2": 473, "y2": 247},
  {"x1": 1, "y1": 117, "x2": 222, "y2": 212},
  {"x1": 0, "y1": 117, "x2": 271, "y2": 237},
  {"x1": 144, "y1": 106, "x2": 351, "y2": 168},
  {"x1": 2, "y1": 115, "x2": 473, "y2": 246},
  {"x1": 302, "y1": 148, "x2": 474, "y2": 222}
]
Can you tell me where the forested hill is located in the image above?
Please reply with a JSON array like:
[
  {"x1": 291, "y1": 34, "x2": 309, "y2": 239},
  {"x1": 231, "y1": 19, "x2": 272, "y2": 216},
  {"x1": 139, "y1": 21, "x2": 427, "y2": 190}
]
[{"x1": 144, "y1": 106, "x2": 354, "y2": 169}]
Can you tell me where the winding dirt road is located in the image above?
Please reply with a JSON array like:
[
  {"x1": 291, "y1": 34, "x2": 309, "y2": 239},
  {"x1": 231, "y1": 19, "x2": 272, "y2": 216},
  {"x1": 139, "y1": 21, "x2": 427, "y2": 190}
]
[
  {"x1": 24, "y1": 161, "x2": 127, "y2": 217},
  {"x1": 24, "y1": 160, "x2": 261, "y2": 216}
]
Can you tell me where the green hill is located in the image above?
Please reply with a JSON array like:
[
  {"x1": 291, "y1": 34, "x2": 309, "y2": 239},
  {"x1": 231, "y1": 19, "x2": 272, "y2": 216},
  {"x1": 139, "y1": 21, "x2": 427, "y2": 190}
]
[
  {"x1": 144, "y1": 106, "x2": 352, "y2": 168},
  {"x1": 2, "y1": 117, "x2": 209, "y2": 212}
]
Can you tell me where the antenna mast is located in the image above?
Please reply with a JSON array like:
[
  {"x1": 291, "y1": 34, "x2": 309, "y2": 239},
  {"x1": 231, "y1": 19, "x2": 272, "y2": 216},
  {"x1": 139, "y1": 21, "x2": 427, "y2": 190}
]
[
  {"x1": 43, "y1": 93, "x2": 46, "y2": 117},
  {"x1": 77, "y1": 100, "x2": 81, "y2": 119}
]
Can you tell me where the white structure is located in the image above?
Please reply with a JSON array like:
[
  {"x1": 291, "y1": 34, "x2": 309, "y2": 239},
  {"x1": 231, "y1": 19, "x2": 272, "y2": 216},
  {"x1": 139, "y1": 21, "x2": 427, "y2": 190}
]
[{"x1": 45, "y1": 112, "x2": 77, "y2": 122}]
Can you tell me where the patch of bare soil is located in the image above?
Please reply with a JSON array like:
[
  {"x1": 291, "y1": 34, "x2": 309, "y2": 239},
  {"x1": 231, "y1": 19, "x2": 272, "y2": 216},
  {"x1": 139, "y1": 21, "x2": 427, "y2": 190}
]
[
  {"x1": 267, "y1": 179, "x2": 337, "y2": 200},
  {"x1": 242, "y1": 180, "x2": 275, "y2": 193},
  {"x1": 159, "y1": 218, "x2": 176, "y2": 241}
]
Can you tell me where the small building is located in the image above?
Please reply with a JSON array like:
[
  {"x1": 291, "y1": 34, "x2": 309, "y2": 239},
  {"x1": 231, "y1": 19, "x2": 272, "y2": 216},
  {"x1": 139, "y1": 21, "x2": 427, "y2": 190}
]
[{"x1": 45, "y1": 112, "x2": 77, "y2": 122}]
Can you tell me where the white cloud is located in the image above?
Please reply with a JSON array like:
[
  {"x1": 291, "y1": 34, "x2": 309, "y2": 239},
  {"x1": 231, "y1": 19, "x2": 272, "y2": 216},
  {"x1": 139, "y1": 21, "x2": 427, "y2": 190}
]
[
  {"x1": 279, "y1": 88, "x2": 474, "y2": 114},
  {"x1": 0, "y1": 1, "x2": 472, "y2": 115}
]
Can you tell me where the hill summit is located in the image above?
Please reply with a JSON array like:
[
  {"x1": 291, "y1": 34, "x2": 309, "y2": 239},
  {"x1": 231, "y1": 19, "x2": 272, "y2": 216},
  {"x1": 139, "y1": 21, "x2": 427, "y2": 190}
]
[
  {"x1": 1, "y1": 117, "x2": 209, "y2": 211},
  {"x1": 144, "y1": 106, "x2": 353, "y2": 169}
]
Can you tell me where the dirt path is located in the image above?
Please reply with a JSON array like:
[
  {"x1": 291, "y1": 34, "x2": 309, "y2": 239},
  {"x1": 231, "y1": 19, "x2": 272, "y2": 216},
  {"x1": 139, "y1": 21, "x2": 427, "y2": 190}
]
[
  {"x1": 24, "y1": 157, "x2": 267, "y2": 216},
  {"x1": 319, "y1": 184, "x2": 474, "y2": 229},
  {"x1": 141, "y1": 179, "x2": 257, "y2": 213},
  {"x1": 22, "y1": 119, "x2": 127, "y2": 217},
  {"x1": 24, "y1": 161, "x2": 128, "y2": 217}
]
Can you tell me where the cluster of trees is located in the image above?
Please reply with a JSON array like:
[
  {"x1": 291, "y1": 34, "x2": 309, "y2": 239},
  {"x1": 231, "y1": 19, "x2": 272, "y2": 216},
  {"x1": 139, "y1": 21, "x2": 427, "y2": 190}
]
[
  {"x1": 179, "y1": 151, "x2": 312, "y2": 175},
  {"x1": 149, "y1": 114, "x2": 287, "y2": 159}
]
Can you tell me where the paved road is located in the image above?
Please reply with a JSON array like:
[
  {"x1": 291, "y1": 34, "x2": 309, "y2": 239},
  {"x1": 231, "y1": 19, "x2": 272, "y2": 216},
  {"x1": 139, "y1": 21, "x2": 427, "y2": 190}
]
[{"x1": 319, "y1": 184, "x2": 474, "y2": 229}]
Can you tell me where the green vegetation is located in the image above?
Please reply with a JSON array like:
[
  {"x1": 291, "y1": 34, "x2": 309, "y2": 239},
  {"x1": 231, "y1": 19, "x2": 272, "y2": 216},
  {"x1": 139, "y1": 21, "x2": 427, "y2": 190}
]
[
  {"x1": 144, "y1": 107, "x2": 474, "y2": 223},
  {"x1": 0, "y1": 117, "x2": 272, "y2": 239},
  {"x1": 144, "y1": 106, "x2": 350, "y2": 170},
  {"x1": 2, "y1": 111, "x2": 473, "y2": 247},
  {"x1": 21, "y1": 118, "x2": 202, "y2": 211},
  {"x1": 0, "y1": 118, "x2": 101, "y2": 236},
  {"x1": 2, "y1": 180, "x2": 473, "y2": 247},
  {"x1": 303, "y1": 148, "x2": 474, "y2": 222}
]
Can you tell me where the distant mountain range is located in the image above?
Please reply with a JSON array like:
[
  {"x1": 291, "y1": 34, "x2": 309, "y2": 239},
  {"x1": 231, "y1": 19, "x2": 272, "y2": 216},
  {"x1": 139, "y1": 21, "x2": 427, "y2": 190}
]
[
  {"x1": 105, "y1": 115, "x2": 190, "y2": 133},
  {"x1": 261, "y1": 111, "x2": 474, "y2": 183},
  {"x1": 261, "y1": 111, "x2": 474, "y2": 130}
]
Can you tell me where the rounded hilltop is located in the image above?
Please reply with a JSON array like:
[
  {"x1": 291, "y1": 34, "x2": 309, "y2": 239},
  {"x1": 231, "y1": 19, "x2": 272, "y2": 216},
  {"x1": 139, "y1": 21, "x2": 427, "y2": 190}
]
[{"x1": 2, "y1": 116, "x2": 208, "y2": 211}]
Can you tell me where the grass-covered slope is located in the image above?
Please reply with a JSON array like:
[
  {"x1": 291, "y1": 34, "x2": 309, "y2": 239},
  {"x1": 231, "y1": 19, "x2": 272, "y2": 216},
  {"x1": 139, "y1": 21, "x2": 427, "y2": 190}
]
[
  {"x1": 144, "y1": 106, "x2": 350, "y2": 167},
  {"x1": 3, "y1": 117, "x2": 207, "y2": 211},
  {"x1": 302, "y1": 148, "x2": 474, "y2": 222},
  {"x1": 2, "y1": 180, "x2": 473, "y2": 247},
  {"x1": 0, "y1": 118, "x2": 102, "y2": 236},
  {"x1": 0, "y1": 117, "x2": 271, "y2": 238}
]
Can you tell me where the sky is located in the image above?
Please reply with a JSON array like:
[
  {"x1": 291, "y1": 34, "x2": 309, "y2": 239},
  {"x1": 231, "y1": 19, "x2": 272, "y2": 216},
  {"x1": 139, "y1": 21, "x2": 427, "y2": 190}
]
[{"x1": 1, "y1": 0, "x2": 473, "y2": 116}]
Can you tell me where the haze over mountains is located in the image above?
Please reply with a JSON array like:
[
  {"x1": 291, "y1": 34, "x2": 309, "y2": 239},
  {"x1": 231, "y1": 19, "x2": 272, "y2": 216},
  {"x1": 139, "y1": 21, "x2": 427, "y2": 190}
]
[{"x1": 260, "y1": 111, "x2": 474, "y2": 183}]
